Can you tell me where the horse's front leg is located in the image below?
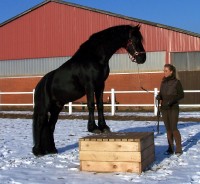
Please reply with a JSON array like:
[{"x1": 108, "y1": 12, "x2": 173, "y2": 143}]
[
  {"x1": 95, "y1": 86, "x2": 111, "y2": 133},
  {"x1": 86, "y1": 86, "x2": 101, "y2": 134}
]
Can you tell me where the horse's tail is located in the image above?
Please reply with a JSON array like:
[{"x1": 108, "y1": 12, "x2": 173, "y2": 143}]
[
  {"x1": 33, "y1": 70, "x2": 55, "y2": 112},
  {"x1": 33, "y1": 75, "x2": 49, "y2": 114},
  {"x1": 33, "y1": 76, "x2": 47, "y2": 145}
]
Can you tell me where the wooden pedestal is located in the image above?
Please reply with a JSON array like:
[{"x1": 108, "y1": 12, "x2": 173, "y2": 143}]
[{"x1": 79, "y1": 132, "x2": 155, "y2": 174}]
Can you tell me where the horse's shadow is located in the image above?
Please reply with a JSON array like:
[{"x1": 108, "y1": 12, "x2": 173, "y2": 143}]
[{"x1": 58, "y1": 142, "x2": 79, "y2": 153}]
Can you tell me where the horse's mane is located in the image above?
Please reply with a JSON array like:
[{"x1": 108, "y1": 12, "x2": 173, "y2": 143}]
[
  {"x1": 89, "y1": 25, "x2": 131, "y2": 42},
  {"x1": 89, "y1": 25, "x2": 143, "y2": 43},
  {"x1": 74, "y1": 25, "x2": 143, "y2": 56}
]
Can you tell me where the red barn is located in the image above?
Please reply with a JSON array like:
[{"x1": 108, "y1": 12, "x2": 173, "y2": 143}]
[{"x1": 0, "y1": 0, "x2": 200, "y2": 109}]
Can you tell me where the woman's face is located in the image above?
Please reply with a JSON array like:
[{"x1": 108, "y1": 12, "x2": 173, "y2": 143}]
[{"x1": 164, "y1": 67, "x2": 173, "y2": 78}]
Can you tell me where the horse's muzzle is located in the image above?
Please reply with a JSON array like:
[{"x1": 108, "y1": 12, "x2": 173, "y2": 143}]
[{"x1": 130, "y1": 52, "x2": 146, "y2": 64}]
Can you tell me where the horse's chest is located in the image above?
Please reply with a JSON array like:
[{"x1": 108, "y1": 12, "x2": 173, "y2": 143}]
[{"x1": 81, "y1": 64, "x2": 109, "y2": 82}]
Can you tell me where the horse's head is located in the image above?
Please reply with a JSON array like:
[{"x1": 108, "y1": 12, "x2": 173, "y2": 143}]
[{"x1": 126, "y1": 25, "x2": 146, "y2": 64}]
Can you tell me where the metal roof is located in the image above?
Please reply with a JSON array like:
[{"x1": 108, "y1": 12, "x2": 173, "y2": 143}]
[{"x1": 0, "y1": 0, "x2": 200, "y2": 38}]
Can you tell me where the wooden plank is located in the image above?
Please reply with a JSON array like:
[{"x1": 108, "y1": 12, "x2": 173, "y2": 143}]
[
  {"x1": 84, "y1": 138, "x2": 91, "y2": 141},
  {"x1": 80, "y1": 132, "x2": 154, "y2": 142},
  {"x1": 107, "y1": 138, "x2": 115, "y2": 141},
  {"x1": 139, "y1": 134, "x2": 154, "y2": 151},
  {"x1": 80, "y1": 161, "x2": 140, "y2": 173},
  {"x1": 134, "y1": 132, "x2": 151, "y2": 141},
  {"x1": 80, "y1": 152, "x2": 154, "y2": 174},
  {"x1": 141, "y1": 144, "x2": 155, "y2": 161},
  {"x1": 96, "y1": 139, "x2": 103, "y2": 142},
  {"x1": 80, "y1": 149, "x2": 144, "y2": 162},
  {"x1": 80, "y1": 150, "x2": 142, "y2": 162},
  {"x1": 141, "y1": 153, "x2": 155, "y2": 172},
  {"x1": 80, "y1": 153, "x2": 155, "y2": 174},
  {"x1": 102, "y1": 139, "x2": 109, "y2": 141},
  {"x1": 79, "y1": 144, "x2": 154, "y2": 162},
  {"x1": 79, "y1": 141, "x2": 140, "y2": 152}
]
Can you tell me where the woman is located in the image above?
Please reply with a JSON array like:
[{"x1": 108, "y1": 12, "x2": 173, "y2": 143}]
[{"x1": 157, "y1": 64, "x2": 184, "y2": 156}]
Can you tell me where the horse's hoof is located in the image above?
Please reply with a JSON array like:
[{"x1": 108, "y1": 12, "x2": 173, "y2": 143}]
[
  {"x1": 101, "y1": 128, "x2": 111, "y2": 133},
  {"x1": 45, "y1": 148, "x2": 58, "y2": 155},
  {"x1": 89, "y1": 129, "x2": 102, "y2": 134},
  {"x1": 32, "y1": 147, "x2": 45, "y2": 157},
  {"x1": 99, "y1": 124, "x2": 111, "y2": 133},
  {"x1": 32, "y1": 146, "x2": 58, "y2": 156},
  {"x1": 88, "y1": 124, "x2": 102, "y2": 134},
  {"x1": 93, "y1": 129, "x2": 102, "y2": 134}
]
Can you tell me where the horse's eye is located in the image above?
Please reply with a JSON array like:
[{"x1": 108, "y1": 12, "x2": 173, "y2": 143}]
[{"x1": 131, "y1": 37, "x2": 138, "y2": 43}]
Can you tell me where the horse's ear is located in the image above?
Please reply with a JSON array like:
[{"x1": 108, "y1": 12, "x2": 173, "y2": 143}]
[{"x1": 136, "y1": 24, "x2": 141, "y2": 30}]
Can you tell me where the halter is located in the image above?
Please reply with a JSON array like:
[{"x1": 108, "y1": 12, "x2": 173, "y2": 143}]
[{"x1": 126, "y1": 39, "x2": 145, "y2": 63}]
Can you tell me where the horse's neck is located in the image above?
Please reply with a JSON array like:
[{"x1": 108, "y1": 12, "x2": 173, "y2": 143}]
[
  {"x1": 103, "y1": 28, "x2": 128, "y2": 58},
  {"x1": 72, "y1": 29, "x2": 128, "y2": 63},
  {"x1": 103, "y1": 38, "x2": 125, "y2": 60}
]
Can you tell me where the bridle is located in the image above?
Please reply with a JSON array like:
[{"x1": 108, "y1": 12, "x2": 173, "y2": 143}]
[{"x1": 126, "y1": 39, "x2": 145, "y2": 63}]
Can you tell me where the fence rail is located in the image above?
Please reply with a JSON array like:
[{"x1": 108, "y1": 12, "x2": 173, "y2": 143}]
[{"x1": 0, "y1": 89, "x2": 200, "y2": 116}]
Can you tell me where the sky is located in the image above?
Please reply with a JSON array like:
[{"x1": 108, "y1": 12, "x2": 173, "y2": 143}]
[{"x1": 0, "y1": 0, "x2": 200, "y2": 34}]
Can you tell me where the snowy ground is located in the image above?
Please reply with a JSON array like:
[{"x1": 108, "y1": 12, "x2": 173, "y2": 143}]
[
  {"x1": 1, "y1": 111, "x2": 200, "y2": 118},
  {"x1": 0, "y1": 112, "x2": 200, "y2": 184}
]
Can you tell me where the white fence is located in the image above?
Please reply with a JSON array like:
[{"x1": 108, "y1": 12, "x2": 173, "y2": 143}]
[
  {"x1": 0, "y1": 89, "x2": 200, "y2": 116},
  {"x1": 0, "y1": 91, "x2": 34, "y2": 107}
]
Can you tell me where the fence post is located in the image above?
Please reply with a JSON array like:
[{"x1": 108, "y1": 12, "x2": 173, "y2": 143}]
[
  {"x1": 111, "y1": 88, "x2": 115, "y2": 116},
  {"x1": 69, "y1": 102, "x2": 72, "y2": 115},
  {"x1": 32, "y1": 89, "x2": 35, "y2": 108},
  {"x1": 154, "y1": 88, "x2": 158, "y2": 116},
  {"x1": 0, "y1": 90, "x2": 1, "y2": 111}
]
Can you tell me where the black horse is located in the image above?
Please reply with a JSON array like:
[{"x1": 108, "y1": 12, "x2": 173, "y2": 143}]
[{"x1": 32, "y1": 25, "x2": 146, "y2": 156}]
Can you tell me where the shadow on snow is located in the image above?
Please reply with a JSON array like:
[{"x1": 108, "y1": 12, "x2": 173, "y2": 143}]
[{"x1": 57, "y1": 121, "x2": 200, "y2": 167}]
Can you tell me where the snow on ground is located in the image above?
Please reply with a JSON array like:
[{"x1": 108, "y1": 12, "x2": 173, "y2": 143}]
[
  {"x1": 1, "y1": 110, "x2": 200, "y2": 118},
  {"x1": 0, "y1": 112, "x2": 200, "y2": 184}
]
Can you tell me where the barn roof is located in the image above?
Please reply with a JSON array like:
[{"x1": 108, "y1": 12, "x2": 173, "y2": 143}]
[{"x1": 0, "y1": 0, "x2": 200, "y2": 38}]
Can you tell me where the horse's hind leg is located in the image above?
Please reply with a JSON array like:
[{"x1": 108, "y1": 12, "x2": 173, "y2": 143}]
[
  {"x1": 33, "y1": 107, "x2": 59, "y2": 156},
  {"x1": 48, "y1": 104, "x2": 63, "y2": 154},
  {"x1": 41, "y1": 115, "x2": 58, "y2": 155},
  {"x1": 32, "y1": 108, "x2": 49, "y2": 156}
]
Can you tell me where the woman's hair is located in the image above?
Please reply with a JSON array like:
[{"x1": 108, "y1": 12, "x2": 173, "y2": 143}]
[{"x1": 164, "y1": 64, "x2": 177, "y2": 78}]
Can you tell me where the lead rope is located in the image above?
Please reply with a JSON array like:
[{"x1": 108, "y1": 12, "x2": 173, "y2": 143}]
[
  {"x1": 137, "y1": 63, "x2": 160, "y2": 134},
  {"x1": 136, "y1": 64, "x2": 149, "y2": 92}
]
